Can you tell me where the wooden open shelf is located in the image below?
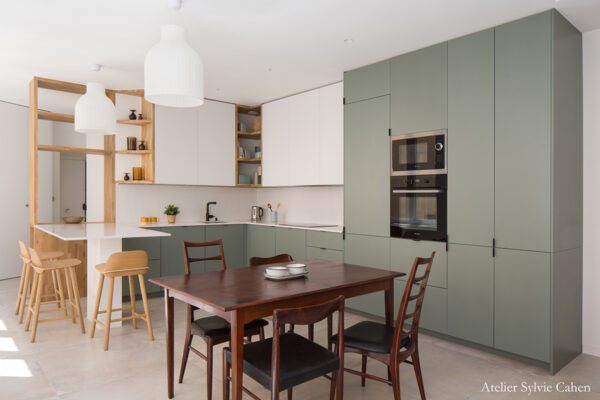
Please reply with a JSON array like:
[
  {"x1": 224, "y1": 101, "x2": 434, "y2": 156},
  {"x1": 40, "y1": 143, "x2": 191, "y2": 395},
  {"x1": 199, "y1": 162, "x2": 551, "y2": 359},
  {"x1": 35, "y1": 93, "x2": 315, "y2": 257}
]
[
  {"x1": 38, "y1": 144, "x2": 105, "y2": 155},
  {"x1": 237, "y1": 131, "x2": 261, "y2": 139},
  {"x1": 237, "y1": 158, "x2": 261, "y2": 164},
  {"x1": 117, "y1": 119, "x2": 153, "y2": 126},
  {"x1": 38, "y1": 110, "x2": 74, "y2": 123},
  {"x1": 115, "y1": 150, "x2": 153, "y2": 155},
  {"x1": 115, "y1": 180, "x2": 154, "y2": 185}
]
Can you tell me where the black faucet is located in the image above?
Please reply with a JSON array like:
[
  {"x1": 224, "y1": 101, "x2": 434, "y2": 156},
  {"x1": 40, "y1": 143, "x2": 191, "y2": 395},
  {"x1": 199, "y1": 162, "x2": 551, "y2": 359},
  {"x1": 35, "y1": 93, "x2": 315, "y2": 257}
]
[{"x1": 206, "y1": 201, "x2": 217, "y2": 222}]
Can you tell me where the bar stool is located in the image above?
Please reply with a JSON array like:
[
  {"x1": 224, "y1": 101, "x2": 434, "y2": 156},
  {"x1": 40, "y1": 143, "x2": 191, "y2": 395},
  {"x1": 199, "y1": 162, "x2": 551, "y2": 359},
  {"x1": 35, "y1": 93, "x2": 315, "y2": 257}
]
[
  {"x1": 25, "y1": 248, "x2": 85, "y2": 343},
  {"x1": 16, "y1": 241, "x2": 65, "y2": 324},
  {"x1": 89, "y1": 250, "x2": 153, "y2": 351}
]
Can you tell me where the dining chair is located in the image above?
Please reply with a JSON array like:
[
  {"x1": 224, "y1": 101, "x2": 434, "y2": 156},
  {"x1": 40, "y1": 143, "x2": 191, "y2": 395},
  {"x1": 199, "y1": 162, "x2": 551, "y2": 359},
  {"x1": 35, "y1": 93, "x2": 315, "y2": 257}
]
[
  {"x1": 223, "y1": 295, "x2": 345, "y2": 400},
  {"x1": 330, "y1": 252, "x2": 435, "y2": 400},
  {"x1": 249, "y1": 254, "x2": 320, "y2": 341},
  {"x1": 16, "y1": 241, "x2": 64, "y2": 324},
  {"x1": 89, "y1": 250, "x2": 154, "y2": 350},
  {"x1": 25, "y1": 248, "x2": 85, "y2": 343},
  {"x1": 179, "y1": 240, "x2": 269, "y2": 400}
]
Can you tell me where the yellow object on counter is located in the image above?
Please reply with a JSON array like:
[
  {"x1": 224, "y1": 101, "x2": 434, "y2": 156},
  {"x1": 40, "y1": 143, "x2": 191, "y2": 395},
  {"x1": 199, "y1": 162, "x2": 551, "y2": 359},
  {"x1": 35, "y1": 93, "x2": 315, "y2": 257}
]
[{"x1": 140, "y1": 217, "x2": 149, "y2": 224}]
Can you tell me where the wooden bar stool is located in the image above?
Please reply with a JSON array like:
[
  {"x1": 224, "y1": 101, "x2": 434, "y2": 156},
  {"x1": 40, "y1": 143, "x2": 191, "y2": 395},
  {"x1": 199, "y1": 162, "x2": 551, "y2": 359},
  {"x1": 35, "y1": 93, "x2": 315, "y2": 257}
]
[
  {"x1": 24, "y1": 248, "x2": 85, "y2": 343},
  {"x1": 16, "y1": 241, "x2": 65, "y2": 324},
  {"x1": 89, "y1": 250, "x2": 154, "y2": 351}
]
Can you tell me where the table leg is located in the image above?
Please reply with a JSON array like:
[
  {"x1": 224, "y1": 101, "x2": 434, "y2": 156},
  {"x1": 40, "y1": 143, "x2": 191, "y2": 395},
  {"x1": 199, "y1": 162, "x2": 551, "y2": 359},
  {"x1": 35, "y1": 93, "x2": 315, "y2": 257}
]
[
  {"x1": 384, "y1": 280, "x2": 394, "y2": 327},
  {"x1": 165, "y1": 291, "x2": 174, "y2": 399},
  {"x1": 230, "y1": 310, "x2": 244, "y2": 400}
]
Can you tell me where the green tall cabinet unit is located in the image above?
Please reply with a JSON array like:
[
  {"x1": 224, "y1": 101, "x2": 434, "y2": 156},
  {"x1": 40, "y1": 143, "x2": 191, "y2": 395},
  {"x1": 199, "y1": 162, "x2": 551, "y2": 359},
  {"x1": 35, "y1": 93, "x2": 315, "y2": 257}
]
[{"x1": 343, "y1": 60, "x2": 390, "y2": 104}]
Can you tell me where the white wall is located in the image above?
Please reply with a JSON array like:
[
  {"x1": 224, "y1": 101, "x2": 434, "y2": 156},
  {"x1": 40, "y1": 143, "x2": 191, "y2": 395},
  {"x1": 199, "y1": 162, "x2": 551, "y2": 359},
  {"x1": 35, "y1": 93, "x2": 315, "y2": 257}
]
[{"x1": 583, "y1": 28, "x2": 600, "y2": 357}]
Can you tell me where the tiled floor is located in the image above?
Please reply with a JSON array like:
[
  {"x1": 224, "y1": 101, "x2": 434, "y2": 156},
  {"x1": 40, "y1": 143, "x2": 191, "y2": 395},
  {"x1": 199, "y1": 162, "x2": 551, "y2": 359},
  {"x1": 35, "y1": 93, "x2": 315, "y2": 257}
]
[{"x1": 0, "y1": 277, "x2": 598, "y2": 400}]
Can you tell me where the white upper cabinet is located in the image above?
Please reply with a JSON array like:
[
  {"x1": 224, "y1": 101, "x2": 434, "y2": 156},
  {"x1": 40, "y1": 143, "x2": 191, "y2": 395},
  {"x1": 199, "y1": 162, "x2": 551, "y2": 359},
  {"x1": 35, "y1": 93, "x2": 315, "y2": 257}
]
[
  {"x1": 288, "y1": 90, "x2": 320, "y2": 186},
  {"x1": 155, "y1": 105, "x2": 199, "y2": 185},
  {"x1": 318, "y1": 82, "x2": 343, "y2": 185},
  {"x1": 261, "y1": 82, "x2": 343, "y2": 187},
  {"x1": 197, "y1": 101, "x2": 235, "y2": 186},
  {"x1": 262, "y1": 98, "x2": 290, "y2": 187}
]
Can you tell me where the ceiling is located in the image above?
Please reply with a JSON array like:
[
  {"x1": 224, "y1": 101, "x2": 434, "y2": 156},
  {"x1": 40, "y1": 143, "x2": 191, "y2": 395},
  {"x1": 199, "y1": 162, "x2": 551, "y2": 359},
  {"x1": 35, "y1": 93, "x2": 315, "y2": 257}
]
[{"x1": 1, "y1": 0, "x2": 599, "y2": 112}]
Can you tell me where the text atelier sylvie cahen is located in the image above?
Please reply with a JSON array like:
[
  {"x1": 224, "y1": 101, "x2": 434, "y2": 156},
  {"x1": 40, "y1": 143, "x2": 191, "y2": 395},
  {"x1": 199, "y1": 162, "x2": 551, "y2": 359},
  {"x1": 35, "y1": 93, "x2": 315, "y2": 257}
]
[{"x1": 482, "y1": 381, "x2": 591, "y2": 395}]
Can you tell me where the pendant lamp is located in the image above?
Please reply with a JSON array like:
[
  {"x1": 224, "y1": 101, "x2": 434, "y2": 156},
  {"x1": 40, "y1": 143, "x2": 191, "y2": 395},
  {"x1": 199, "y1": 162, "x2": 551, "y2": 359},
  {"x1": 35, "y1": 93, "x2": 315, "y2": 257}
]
[
  {"x1": 74, "y1": 82, "x2": 116, "y2": 135},
  {"x1": 144, "y1": 24, "x2": 204, "y2": 108}
]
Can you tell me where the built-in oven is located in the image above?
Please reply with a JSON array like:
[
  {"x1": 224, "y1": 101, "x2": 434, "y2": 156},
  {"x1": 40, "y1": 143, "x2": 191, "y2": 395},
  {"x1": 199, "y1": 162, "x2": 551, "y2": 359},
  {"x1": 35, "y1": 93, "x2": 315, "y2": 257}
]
[
  {"x1": 390, "y1": 129, "x2": 447, "y2": 176},
  {"x1": 390, "y1": 174, "x2": 447, "y2": 242}
]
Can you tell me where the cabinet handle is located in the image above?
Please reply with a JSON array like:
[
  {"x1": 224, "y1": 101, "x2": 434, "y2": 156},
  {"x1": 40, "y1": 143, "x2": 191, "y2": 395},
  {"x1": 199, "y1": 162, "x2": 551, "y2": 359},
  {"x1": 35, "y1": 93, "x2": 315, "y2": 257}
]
[{"x1": 492, "y1": 238, "x2": 496, "y2": 257}]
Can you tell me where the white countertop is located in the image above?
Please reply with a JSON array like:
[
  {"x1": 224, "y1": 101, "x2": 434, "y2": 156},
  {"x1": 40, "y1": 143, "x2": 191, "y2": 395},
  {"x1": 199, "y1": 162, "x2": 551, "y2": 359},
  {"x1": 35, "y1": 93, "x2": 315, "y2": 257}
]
[
  {"x1": 136, "y1": 220, "x2": 343, "y2": 233},
  {"x1": 34, "y1": 223, "x2": 171, "y2": 241}
]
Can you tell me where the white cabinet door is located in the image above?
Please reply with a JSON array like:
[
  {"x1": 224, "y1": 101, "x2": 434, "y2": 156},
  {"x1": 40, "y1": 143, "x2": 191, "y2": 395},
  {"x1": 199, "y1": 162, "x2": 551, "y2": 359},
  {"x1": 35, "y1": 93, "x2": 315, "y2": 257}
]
[
  {"x1": 262, "y1": 99, "x2": 290, "y2": 186},
  {"x1": 154, "y1": 105, "x2": 199, "y2": 185},
  {"x1": 318, "y1": 82, "x2": 343, "y2": 185},
  {"x1": 288, "y1": 90, "x2": 319, "y2": 186},
  {"x1": 198, "y1": 100, "x2": 235, "y2": 186}
]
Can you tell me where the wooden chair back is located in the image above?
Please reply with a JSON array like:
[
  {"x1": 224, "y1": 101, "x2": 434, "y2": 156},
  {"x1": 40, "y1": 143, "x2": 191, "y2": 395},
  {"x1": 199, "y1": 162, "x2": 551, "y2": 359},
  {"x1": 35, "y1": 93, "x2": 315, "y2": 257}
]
[
  {"x1": 270, "y1": 295, "x2": 345, "y2": 395},
  {"x1": 104, "y1": 250, "x2": 148, "y2": 272},
  {"x1": 19, "y1": 241, "x2": 30, "y2": 262},
  {"x1": 182, "y1": 240, "x2": 226, "y2": 275},
  {"x1": 249, "y1": 253, "x2": 293, "y2": 267},
  {"x1": 393, "y1": 252, "x2": 435, "y2": 353},
  {"x1": 28, "y1": 248, "x2": 43, "y2": 268}
]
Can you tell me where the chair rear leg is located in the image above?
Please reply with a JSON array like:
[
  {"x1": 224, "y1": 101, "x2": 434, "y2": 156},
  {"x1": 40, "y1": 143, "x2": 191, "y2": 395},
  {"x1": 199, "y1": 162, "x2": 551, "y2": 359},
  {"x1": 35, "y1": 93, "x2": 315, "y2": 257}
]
[
  {"x1": 30, "y1": 271, "x2": 44, "y2": 343},
  {"x1": 25, "y1": 271, "x2": 39, "y2": 331},
  {"x1": 18, "y1": 264, "x2": 32, "y2": 323},
  {"x1": 329, "y1": 371, "x2": 337, "y2": 400},
  {"x1": 259, "y1": 326, "x2": 265, "y2": 340},
  {"x1": 391, "y1": 363, "x2": 401, "y2": 400},
  {"x1": 103, "y1": 277, "x2": 115, "y2": 350},
  {"x1": 90, "y1": 274, "x2": 104, "y2": 338},
  {"x1": 138, "y1": 274, "x2": 153, "y2": 340},
  {"x1": 68, "y1": 267, "x2": 85, "y2": 334},
  {"x1": 222, "y1": 348, "x2": 230, "y2": 400},
  {"x1": 361, "y1": 355, "x2": 367, "y2": 387},
  {"x1": 308, "y1": 324, "x2": 314, "y2": 341},
  {"x1": 287, "y1": 388, "x2": 292, "y2": 400},
  {"x1": 412, "y1": 348, "x2": 426, "y2": 400},
  {"x1": 128, "y1": 275, "x2": 137, "y2": 329},
  {"x1": 64, "y1": 268, "x2": 76, "y2": 323},
  {"x1": 207, "y1": 340, "x2": 214, "y2": 400},
  {"x1": 15, "y1": 262, "x2": 27, "y2": 314}
]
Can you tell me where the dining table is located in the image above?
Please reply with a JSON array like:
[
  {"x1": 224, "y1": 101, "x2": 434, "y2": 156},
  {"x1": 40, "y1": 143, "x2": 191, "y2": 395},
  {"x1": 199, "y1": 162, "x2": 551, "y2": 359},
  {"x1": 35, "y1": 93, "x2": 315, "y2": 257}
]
[{"x1": 149, "y1": 259, "x2": 405, "y2": 399}]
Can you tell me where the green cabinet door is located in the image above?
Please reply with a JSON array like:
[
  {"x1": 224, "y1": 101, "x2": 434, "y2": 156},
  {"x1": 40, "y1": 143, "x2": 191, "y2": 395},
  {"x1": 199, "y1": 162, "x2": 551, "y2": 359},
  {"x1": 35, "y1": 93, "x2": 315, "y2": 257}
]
[
  {"x1": 494, "y1": 248, "x2": 550, "y2": 362},
  {"x1": 447, "y1": 244, "x2": 494, "y2": 346},
  {"x1": 395, "y1": 279, "x2": 447, "y2": 334},
  {"x1": 495, "y1": 12, "x2": 552, "y2": 252},
  {"x1": 343, "y1": 60, "x2": 390, "y2": 104},
  {"x1": 390, "y1": 42, "x2": 447, "y2": 135},
  {"x1": 447, "y1": 29, "x2": 495, "y2": 246},
  {"x1": 306, "y1": 247, "x2": 343, "y2": 263},
  {"x1": 344, "y1": 234, "x2": 390, "y2": 317},
  {"x1": 390, "y1": 238, "x2": 447, "y2": 288},
  {"x1": 344, "y1": 96, "x2": 390, "y2": 237},
  {"x1": 160, "y1": 226, "x2": 206, "y2": 276},
  {"x1": 205, "y1": 224, "x2": 246, "y2": 271},
  {"x1": 275, "y1": 227, "x2": 306, "y2": 261},
  {"x1": 123, "y1": 259, "x2": 162, "y2": 298},
  {"x1": 246, "y1": 225, "x2": 276, "y2": 262},
  {"x1": 306, "y1": 231, "x2": 344, "y2": 251},
  {"x1": 122, "y1": 235, "x2": 161, "y2": 260}
]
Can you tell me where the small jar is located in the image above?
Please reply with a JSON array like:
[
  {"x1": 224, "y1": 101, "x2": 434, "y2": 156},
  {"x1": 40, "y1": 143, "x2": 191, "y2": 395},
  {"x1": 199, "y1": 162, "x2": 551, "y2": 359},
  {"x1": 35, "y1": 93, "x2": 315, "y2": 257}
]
[{"x1": 123, "y1": 172, "x2": 130, "y2": 181}]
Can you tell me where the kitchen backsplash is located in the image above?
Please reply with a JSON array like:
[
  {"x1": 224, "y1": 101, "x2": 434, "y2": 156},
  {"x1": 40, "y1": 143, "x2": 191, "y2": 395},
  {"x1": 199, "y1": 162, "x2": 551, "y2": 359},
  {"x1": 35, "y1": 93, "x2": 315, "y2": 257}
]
[{"x1": 116, "y1": 184, "x2": 343, "y2": 226}]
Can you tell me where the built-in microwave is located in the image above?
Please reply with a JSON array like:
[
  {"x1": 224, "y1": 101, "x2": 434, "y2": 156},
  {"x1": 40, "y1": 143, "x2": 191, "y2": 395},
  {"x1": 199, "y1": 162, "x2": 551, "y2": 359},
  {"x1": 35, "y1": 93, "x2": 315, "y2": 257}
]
[{"x1": 390, "y1": 129, "x2": 447, "y2": 176}]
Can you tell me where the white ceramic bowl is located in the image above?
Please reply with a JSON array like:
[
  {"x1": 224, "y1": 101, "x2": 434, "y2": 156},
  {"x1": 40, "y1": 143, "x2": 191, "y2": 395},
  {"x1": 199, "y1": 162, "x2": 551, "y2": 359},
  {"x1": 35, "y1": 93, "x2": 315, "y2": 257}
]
[
  {"x1": 286, "y1": 263, "x2": 307, "y2": 275},
  {"x1": 265, "y1": 266, "x2": 289, "y2": 277}
]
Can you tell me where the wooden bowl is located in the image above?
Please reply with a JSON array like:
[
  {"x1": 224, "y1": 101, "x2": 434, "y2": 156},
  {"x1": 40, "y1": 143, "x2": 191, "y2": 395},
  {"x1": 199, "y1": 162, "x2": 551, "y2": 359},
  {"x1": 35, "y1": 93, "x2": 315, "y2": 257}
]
[{"x1": 63, "y1": 216, "x2": 84, "y2": 224}]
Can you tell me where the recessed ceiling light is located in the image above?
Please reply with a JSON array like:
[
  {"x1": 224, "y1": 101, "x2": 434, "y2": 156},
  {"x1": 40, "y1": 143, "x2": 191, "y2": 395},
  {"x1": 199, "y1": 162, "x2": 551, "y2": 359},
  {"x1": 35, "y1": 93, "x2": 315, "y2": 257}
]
[{"x1": 344, "y1": 38, "x2": 354, "y2": 44}]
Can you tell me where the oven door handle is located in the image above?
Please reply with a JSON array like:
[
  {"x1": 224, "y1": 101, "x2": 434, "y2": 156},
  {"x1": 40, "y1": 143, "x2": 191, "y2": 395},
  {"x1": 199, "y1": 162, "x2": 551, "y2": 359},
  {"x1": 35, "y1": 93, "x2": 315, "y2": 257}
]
[{"x1": 392, "y1": 189, "x2": 444, "y2": 194}]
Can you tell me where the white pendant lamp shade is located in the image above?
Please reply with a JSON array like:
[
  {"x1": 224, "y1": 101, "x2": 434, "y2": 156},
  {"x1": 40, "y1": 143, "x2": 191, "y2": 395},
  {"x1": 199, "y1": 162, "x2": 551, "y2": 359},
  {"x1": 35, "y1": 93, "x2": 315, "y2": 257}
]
[
  {"x1": 144, "y1": 24, "x2": 204, "y2": 108},
  {"x1": 74, "y1": 82, "x2": 116, "y2": 135}
]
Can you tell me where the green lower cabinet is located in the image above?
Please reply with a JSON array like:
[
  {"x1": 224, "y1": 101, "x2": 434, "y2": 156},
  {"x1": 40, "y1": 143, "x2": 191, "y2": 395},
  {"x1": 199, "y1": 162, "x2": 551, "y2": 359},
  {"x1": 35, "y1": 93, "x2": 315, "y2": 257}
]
[
  {"x1": 306, "y1": 231, "x2": 344, "y2": 251},
  {"x1": 447, "y1": 244, "x2": 494, "y2": 346},
  {"x1": 494, "y1": 248, "x2": 551, "y2": 362},
  {"x1": 123, "y1": 259, "x2": 161, "y2": 298},
  {"x1": 395, "y1": 279, "x2": 447, "y2": 334},
  {"x1": 205, "y1": 224, "x2": 246, "y2": 270},
  {"x1": 390, "y1": 238, "x2": 447, "y2": 288},
  {"x1": 306, "y1": 246, "x2": 343, "y2": 263},
  {"x1": 246, "y1": 225, "x2": 276, "y2": 262},
  {"x1": 160, "y1": 226, "x2": 206, "y2": 276},
  {"x1": 275, "y1": 227, "x2": 306, "y2": 261},
  {"x1": 345, "y1": 234, "x2": 390, "y2": 317},
  {"x1": 122, "y1": 235, "x2": 161, "y2": 260}
]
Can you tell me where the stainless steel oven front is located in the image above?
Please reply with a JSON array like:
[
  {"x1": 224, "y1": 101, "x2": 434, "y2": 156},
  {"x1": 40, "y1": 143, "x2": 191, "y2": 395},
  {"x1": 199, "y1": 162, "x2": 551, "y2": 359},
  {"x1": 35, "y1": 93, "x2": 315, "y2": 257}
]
[{"x1": 390, "y1": 129, "x2": 447, "y2": 176}]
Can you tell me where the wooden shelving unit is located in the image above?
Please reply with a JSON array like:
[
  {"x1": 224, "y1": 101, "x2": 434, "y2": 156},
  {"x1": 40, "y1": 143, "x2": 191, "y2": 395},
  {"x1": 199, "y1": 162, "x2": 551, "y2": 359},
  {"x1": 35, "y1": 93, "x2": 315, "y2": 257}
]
[
  {"x1": 117, "y1": 119, "x2": 153, "y2": 126},
  {"x1": 115, "y1": 180, "x2": 153, "y2": 185},
  {"x1": 115, "y1": 149, "x2": 152, "y2": 155},
  {"x1": 38, "y1": 110, "x2": 75, "y2": 123},
  {"x1": 235, "y1": 104, "x2": 262, "y2": 186}
]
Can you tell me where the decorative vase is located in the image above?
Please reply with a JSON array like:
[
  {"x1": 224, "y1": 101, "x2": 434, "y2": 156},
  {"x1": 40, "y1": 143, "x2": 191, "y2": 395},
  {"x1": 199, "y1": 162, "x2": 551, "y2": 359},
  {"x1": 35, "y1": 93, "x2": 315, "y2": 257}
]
[
  {"x1": 129, "y1": 110, "x2": 137, "y2": 120},
  {"x1": 167, "y1": 215, "x2": 176, "y2": 224},
  {"x1": 138, "y1": 141, "x2": 146, "y2": 151},
  {"x1": 132, "y1": 167, "x2": 143, "y2": 181},
  {"x1": 123, "y1": 172, "x2": 130, "y2": 181},
  {"x1": 137, "y1": 113, "x2": 143, "y2": 120}
]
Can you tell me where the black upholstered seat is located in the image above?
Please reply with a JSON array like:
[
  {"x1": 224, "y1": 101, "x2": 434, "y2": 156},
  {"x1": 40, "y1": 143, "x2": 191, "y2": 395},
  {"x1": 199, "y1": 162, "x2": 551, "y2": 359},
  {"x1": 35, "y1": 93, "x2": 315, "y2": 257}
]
[
  {"x1": 330, "y1": 321, "x2": 409, "y2": 354},
  {"x1": 192, "y1": 315, "x2": 269, "y2": 338},
  {"x1": 226, "y1": 332, "x2": 339, "y2": 391}
]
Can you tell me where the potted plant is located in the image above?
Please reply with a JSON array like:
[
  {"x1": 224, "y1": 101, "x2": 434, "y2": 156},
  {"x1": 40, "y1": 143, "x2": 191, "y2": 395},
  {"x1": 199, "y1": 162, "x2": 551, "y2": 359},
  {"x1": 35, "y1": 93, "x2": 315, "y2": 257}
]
[{"x1": 163, "y1": 204, "x2": 180, "y2": 224}]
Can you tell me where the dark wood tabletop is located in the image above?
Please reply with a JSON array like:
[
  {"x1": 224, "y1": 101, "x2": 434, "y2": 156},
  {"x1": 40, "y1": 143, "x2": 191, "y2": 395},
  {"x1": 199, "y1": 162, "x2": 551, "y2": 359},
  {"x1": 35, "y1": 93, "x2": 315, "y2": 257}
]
[{"x1": 150, "y1": 259, "x2": 405, "y2": 399}]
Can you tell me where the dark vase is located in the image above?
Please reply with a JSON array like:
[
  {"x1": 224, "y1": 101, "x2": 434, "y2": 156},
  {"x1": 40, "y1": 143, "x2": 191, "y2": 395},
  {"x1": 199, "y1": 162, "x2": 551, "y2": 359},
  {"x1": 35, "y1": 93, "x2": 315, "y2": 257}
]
[
  {"x1": 138, "y1": 141, "x2": 146, "y2": 151},
  {"x1": 129, "y1": 110, "x2": 137, "y2": 120},
  {"x1": 138, "y1": 113, "x2": 143, "y2": 120},
  {"x1": 124, "y1": 172, "x2": 130, "y2": 181}
]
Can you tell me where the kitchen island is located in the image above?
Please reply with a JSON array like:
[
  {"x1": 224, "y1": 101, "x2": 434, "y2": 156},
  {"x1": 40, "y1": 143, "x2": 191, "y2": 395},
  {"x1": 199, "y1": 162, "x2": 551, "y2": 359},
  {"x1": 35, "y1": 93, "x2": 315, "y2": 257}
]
[{"x1": 34, "y1": 223, "x2": 170, "y2": 328}]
